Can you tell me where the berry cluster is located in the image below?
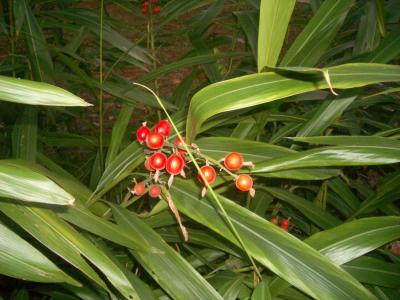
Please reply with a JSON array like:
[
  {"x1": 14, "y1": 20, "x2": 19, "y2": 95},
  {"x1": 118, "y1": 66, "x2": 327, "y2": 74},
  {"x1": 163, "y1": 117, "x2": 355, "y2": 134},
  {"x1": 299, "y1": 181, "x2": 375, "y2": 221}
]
[
  {"x1": 131, "y1": 119, "x2": 256, "y2": 199},
  {"x1": 271, "y1": 217, "x2": 290, "y2": 231},
  {"x1": 141, "y1": 0, "x2": 161, "y2": 15}
]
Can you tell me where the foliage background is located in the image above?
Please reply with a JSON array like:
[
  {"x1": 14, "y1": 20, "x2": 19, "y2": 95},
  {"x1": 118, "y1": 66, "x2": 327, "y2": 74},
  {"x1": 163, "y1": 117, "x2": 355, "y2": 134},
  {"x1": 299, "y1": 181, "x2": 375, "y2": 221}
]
[{"x1": 0, "y1": 0, "x2": 399, "y2": 299}]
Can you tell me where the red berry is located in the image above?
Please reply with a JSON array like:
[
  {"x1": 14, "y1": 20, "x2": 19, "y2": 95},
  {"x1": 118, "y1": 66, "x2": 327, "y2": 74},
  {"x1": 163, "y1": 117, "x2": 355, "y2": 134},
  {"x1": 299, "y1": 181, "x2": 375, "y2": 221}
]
[
  {"x1": 142, "y1": 1, "x2": 149, "y2": 7},
  {"x1": 224, "y1": 152, "x2": 243, "y2": 171},
  {"x1": 133, "y1": 182, "x2": 146, "y2": 195},
  {"x1": 149, "y1": 185, "x2": 161, "y2": 198},
  {"x1": 166, "y1": 154, "x2": 185, "y2": 175},
  {"x1": 154, "y1": 120, "x2": 172, "y2": 137},
  {"x1": 198, "y1": 166, "x2": 216, "y2": 185},
  {"x1": 174, "y1": 137, "x2": 187, "y2": 154},
  {"x1": 149, "y1": 152, "x2": 167, "y2": 170},
  {"x1": 146, "y1": 132, "x2": 164, "y2": 149},
  {"x1": 136, "y1": 124, "x2": 151, "y2": 143},
  {"x1": 281, "y1": 219, "x2": 290, "y2": 231},
  {"x1": 151, "y1": 0, "x2": 157, "y2": 3},
  {"x1": 141, "y1": 8, "x2": 148, "y2": 14},
  {"x1": 152, "y1": 6, "x2": 161, "y2": 14},
  {"x1": 235, "y1": 174, "x2": 253, "y2": 191},
  {"x1": 271, "y1": 217, "x2": 278, "y2": 225},
  {"x1": 144, "y1": 157, "x2": 154, "y2": 172}
]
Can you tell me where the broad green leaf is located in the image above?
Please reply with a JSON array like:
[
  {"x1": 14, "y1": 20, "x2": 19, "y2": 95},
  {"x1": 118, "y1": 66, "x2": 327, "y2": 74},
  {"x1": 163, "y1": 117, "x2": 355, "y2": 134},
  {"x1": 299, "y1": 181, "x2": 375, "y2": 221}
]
[
  {"x1": 257, "y1": 0, "x2": 295, "y2": 70},
  {"x1": 253, "y1": 145, "x2": 400, "y2": 174},
  {"x1": 196, "y1": 137, "x2": 339, "y2": 180},
  {"x1": 295, "y1": 96, "x2": 356, "y2": 137},
  {"x1": 0, "y1": 203, "x2": 140, "y2": 299},
  {"x1": 0, "y1": 222, "x2": 78, "y2": 285},
  {"x1": 0, "y1": 75, "x2": 91, "y2": 106},
  {"x1": 280, "y1": 0, "x2": 354, "y2": 67},
  {"x1": 0, "y1": 160, "x2": 75, "y2": 205},
  {"x1": 252, "y1": 279, "x2": 272, "y2": 300},
  {"x1": 343, "y1": 257, "x2": 400, "y2": 288},
  {"x1": 112, "y1": 205, "x2": 224, "y2": 300},
  {"x1": 169, "y1": 179, "x2": 376, "y2": 300},
  {"x1": 270, "y1": 217, "x2": 400, "y2": 297},
  {"x1": 292, "y1": 135, "x2": 400, "y2": 148},
  {"x1": 186, "y1": 63, "x2": 400, "y2": 141}
]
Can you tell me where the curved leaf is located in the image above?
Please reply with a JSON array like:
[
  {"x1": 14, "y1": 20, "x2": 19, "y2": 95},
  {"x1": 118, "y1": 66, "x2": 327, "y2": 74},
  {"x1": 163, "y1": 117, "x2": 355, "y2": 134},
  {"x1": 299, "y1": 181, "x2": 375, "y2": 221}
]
[
  {"x1": 0, "y1": 75, "x2": 91, "y2": 106},
  {"x1": 0, "y1": 222, "x2": 78, "y2": 285},
  {"x1": 0, "y1": 160, "x2": 75, "y2": 205},
  {"x1": 169, "y1": 179, "x2": 376, "y2": 300},
  {"x1": 186, "y1": 63, "x2": 400, "y2": 141}
]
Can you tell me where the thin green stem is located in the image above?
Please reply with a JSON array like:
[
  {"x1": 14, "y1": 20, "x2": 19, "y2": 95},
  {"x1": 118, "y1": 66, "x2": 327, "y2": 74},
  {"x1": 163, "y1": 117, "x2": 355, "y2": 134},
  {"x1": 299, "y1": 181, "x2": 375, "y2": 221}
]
[
  {"x1": 8, "y1": 0, "x2": 15, "y2": 77},
  {"x1": 132, "y1": 82, "x2": 262, "y2": 281},
  {"x1": 98, "y1": 0, "x2": 105, "y2": 172}
]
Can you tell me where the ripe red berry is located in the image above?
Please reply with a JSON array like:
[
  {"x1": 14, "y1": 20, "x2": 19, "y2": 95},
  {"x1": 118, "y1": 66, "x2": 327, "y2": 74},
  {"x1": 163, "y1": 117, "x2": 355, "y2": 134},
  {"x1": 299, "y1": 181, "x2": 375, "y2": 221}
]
[
  {"x1": 281, "y1": 219, "x2": 290, "y2": 231},
  {"x1": 141, "y1": 7, "x2": 148, "y2": 14},
  {"x1": 149, "y1": 185, "x2": 161, "y2": 198},
  {"x1": 149, "y1": 152, "x2": 167, "y2": 170},
  {"x1": 271, "y1": 217, "x2": 278, "y2": 225},
  {"x1": 166, "y1": 154, "x2": 185, "y2": 175},
  {"x1": 174, "y1": 137, "x2": 187, "y2": 154},
  {"x1": 151, "y1": 0, "x2": 157, "y2": 3},
  {"x1": 198, "y1": 165, "x2": 216, "y2": 185},
  {"x1": 133, "y1": 182, "x2": 146, "y2": 196},
  {"x1": 152, "y1": 6, "x2": 161, "y2": 14},
  {"x1": 235, "y1": 174, "x2": 253, "y2": 191},
  {"x1": 142, "y1": 1, "x2": 149, "y2": 7},
  {"x1": 224, "y1": 152, "x2": 243, "y2": 171},
  {"x1": 144, "y1": 157, "x2": 154, "y2": 171},
  {"x1": 136, "y1": 123, "x2": 151, "y2": 143},
  {"x1": 146, "y1": 132, "x2": 164, "y2": 149},
  {"x1": 154, "y1": 120, "x2": 172, "y2": 137}
]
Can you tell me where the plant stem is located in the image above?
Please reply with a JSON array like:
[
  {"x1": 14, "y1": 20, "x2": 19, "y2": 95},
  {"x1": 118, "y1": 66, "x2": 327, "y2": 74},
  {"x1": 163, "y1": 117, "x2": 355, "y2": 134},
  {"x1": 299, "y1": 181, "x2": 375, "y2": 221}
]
[
  {"x1": 8, "y1": 0, "x2": 15, "y2": 77},
  {"x1": 132, "y1": 82, "x2": 262, "y2": 281},
  {"x1": 99, "y1": 0, "x2": 105, "y2": 172}
]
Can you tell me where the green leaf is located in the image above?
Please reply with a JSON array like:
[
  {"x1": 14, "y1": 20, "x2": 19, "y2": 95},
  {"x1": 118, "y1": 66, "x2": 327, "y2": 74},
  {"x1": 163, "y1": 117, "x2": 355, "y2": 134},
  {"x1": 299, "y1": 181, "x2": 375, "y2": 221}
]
[
  {"x1": 186, "y1": 63, "x2": 400, "y2": 141},
  {"x1": 343, "y1": 257, "x2": 400, "y2": 288},
  {"x1": 235, "y1": 11, "x2": 258, "y2": 60},
  {"x1": 0, "y1": 75, "x2": 91, "y2": 106},
  {"x1": 20, "y1": 0, "x2": 54, "y2": 82},
  {"x1": 0, "y1": 203, "x2": 140, "y2": 299},
  {"x1": 11, "y1": 107, "x2": 38, "y2": 162},
  {"x1": 0, "y1": 222, "x2": 78, "y2": 285},
  {"x1": 0, "y1": 160, "x2": 75, "y2": 205},
  {"x1": 253, "y1": 145, "x2": 400, "y2": 174},
  {"x1": 257, "y1": 0, "x2": 295, "y2": 70},
  {"x1": 252, "y1": 279, "x2": 272, "y2": 300},
  {"x1": 280, "y1": 0, "x2": 354, "y2": 67},
  {"x1": 112, "y1": 205, "x2": 224, "y2": 300},
  {"x1": 169, "y1": 179, "x2": 376, "y2": 300},
  {"x1": 292, "y1": 135, "x2": 400, "y2": 148}
]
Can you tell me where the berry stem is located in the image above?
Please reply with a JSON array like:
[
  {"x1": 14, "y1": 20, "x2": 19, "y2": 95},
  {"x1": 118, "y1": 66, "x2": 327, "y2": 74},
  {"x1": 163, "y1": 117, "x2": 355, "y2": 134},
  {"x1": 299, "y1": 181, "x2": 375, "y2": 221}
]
[{"x1": 132, "y1": 82, "x2": 262, "y2": 281}]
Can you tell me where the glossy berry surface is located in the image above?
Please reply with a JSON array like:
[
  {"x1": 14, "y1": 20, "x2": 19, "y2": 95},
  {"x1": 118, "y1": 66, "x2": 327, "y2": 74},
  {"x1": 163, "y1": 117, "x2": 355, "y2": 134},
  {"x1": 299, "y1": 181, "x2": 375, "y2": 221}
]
[
  {"x1": 198, "y1": 166, "x2": 216, "y2": 185},
  {"x1": 149, "y1": 185, "x2": 161, "y2": 198},
  {"x1": 141, "y1": 7, "x2": 148, "y2": 14},
  {"x1": 151, "y1": 0, "x2": 157, "y2": 2},
  {"x1": 224, "y1": 152, "x2": 243, "y2": 171},
  {"x1": 152, "y1": 6, "x2": 161, "y2": 14},
  {"x1": 146, "y1": 132, "x2": 164, "y2": 149},
  {"x1": 149, "y1": 152, "x2": 167, "y2": 170},
  {"x1": 174, "y1": 137, "x2": 187, "y2": 154},
  {"x1": 154, "y1": 120, "x2": 172, "y2": 137},
  {"x1": 166, "y1": 154, "x2": 185, "y2": 175},
  {"x1": 142, "y1": 1, "x2": 149, "y2": 7},
  {"x1": 271, "y1": 218, "x2": 278, "y2": 225},
  {"x1": 134, "y1": 182, "x2": 146, "y2": 195},
  {"x1": 136, "y1": 124, "x2": 151, "y2": 143},
  {"x1": 235, "y1": 174, "x2": 253, "y2": 191}
]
